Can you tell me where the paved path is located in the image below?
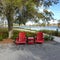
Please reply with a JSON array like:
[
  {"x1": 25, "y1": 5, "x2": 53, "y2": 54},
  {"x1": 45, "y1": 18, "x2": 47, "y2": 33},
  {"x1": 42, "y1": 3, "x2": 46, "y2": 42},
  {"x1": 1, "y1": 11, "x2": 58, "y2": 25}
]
[
  {"x1": 53, "y1": 36, "x2": 60, "y2": 43},
  {"x1": 0, "y1": 42, "x2": 60, "y2": 60}
]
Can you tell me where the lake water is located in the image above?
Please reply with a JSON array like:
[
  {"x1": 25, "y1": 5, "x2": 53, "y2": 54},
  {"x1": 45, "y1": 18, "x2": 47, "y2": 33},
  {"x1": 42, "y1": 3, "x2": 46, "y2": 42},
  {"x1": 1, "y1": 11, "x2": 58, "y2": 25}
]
[{"x1": 18, "y1": 26, "x2": 60, "y2": 31}]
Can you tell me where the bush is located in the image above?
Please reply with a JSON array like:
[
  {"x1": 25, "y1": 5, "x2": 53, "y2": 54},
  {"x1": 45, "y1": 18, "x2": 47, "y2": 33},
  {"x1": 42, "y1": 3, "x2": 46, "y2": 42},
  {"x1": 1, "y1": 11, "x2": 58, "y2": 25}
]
[
  {"x1": 2, "y1": 31, "x2": 8, "y2": 39},
  {"x1": 49, "y1": 35, "x2": 54, "y2": 41},
  {"x1": 12, "y1": 30, "x2": 54, "y2": 41},
  {"x1": 26, "y1": 32, "x2": 36, "y2": 37},
  {"x1": 55, "y1": 29, "x2": 58, "y2": 36},
  {"x1": 12, "y1": 30, "x2": 19, "y2": 39},
  {"x1": 44, "y1": 35, "x2": 49, "y2": 41},
  {"x1": 0, "y1": 33, "x2": 3, "y2": 41},
  {"x1": 40, "y1": 30, "x2": 60, "y2": 37},
  {"x1": 0, "y1": 36, "x2": 3, "y2": 41},
  {"x1": 0, "y1": 28, "x2": 8, "y2": 40},
  {"x1": 44, "y1": 35, "x2": 54, "y2": 41},
  {"x1": 12, "y1": 31, "x2": 36, "y2": 40},
  {"x1": 0, "y1": 31, "x2": 8, "y2": 39}
]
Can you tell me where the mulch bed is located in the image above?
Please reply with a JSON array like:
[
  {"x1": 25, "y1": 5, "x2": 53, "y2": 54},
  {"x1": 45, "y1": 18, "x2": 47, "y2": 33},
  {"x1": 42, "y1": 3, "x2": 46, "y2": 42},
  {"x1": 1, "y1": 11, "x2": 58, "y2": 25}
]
[
  {"x1": 0, "y1": 38, "x2": 14, "y2": 44},
  {"x1": 0, "y1": 38, "x2": 56, "y2": 45}
]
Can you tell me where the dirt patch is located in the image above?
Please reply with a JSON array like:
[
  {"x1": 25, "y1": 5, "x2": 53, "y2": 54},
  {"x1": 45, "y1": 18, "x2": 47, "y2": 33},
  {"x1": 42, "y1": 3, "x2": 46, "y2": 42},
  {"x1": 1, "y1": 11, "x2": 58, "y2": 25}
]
[{"x1": 0, "y1": 38, "x2": 14, "y2": 44}]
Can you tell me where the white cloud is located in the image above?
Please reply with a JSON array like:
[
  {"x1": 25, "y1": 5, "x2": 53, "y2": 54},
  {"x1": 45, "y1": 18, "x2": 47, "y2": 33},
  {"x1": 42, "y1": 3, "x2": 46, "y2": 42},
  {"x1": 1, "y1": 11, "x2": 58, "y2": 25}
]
[
  {"x1": 38, "y1": 6, "x2": 44, "y2": 13},
  {"x1": 26, "y1": 21, "x2": 35, "y2": 25},
  {"x1": 49, "y1": 20, "x2": 58, "y2": 24},
  {"x1": 39, "y1": 20, "x2": 43, "y2": 23}
]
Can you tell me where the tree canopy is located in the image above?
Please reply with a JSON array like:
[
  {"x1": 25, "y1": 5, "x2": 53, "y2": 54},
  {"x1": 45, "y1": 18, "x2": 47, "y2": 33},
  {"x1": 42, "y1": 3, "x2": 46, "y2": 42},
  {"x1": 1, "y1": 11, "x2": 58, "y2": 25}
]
[{"x1": 0, "y1": 0, "x2": 59, "y2": 38}]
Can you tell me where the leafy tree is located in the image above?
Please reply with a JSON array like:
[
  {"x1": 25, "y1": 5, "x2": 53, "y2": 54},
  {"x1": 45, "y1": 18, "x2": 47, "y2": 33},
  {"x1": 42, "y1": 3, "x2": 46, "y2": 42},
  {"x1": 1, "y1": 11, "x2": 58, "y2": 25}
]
[
  {"x1": 14, "y1": 7, "x2": 28, "y2": 25},
  {"x1": 0, "y1": 0, "x2": 59, "y2": 38}
]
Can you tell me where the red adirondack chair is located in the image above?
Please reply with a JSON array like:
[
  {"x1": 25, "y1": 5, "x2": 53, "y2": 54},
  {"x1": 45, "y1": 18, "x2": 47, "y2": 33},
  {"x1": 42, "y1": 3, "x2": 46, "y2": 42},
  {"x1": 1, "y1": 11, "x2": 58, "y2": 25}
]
[
  {"x1": 35, "y1": 32, "x2": 44, "y2": 43},
  {"x1": 15, "y1": 32, "x2": 26, "y2": 45}
]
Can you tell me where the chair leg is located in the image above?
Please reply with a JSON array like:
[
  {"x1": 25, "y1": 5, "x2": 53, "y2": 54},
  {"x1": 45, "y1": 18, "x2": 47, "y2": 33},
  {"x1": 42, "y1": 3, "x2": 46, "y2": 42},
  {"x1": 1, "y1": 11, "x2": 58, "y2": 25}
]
[{"x1": 34, "y1": 42, "x2": 37, "y2": 48}]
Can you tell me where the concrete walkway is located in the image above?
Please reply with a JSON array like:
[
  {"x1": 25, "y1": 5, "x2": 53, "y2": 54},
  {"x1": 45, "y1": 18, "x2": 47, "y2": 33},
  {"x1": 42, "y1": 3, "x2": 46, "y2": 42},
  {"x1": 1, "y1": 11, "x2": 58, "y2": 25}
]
[
  {"x1": 53, "y1": 36, "x2": 60, "y2": 43},
  {"x1": 0, "y1": 42, "x2": 60, "y2": 60}
]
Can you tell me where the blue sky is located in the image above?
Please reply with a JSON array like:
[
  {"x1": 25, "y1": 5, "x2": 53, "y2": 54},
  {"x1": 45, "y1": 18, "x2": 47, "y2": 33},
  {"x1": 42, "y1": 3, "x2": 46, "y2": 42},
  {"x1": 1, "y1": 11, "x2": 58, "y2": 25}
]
[{"x1": 50, "y1": 0, "x2": 60, "y2": 20}]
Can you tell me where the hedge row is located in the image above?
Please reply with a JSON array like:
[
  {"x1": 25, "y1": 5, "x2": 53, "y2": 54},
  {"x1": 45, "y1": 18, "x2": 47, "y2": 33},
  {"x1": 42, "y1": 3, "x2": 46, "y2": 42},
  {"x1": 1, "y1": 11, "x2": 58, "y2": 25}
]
[
  {"x1": 40, "y1": 30, "x2": 60, "y2": 37},
  {"x1": 0, "y1": 32, "x2": 8, "y2": 40},
  {"x1": 0, "y1": 28, "x2": 60, "y2": 41},
  {"x1": 12, "y1": 30, "x2": 36, "y2": 39}
]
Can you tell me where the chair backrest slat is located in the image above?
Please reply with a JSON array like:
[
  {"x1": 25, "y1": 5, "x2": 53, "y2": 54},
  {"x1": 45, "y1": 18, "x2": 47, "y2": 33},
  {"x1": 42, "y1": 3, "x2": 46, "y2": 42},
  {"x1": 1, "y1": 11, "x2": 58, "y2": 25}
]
[
  {"x1": 37, "y1": 32, "x2": 43, "y2": 39},
  {"x1": 19, "y1": 32, "x2": 26, "y2": 38}
]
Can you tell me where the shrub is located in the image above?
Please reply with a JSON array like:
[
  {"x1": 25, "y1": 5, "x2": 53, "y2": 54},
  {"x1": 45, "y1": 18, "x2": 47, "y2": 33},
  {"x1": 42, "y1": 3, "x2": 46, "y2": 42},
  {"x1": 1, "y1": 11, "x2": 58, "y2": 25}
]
[
  {"x1": 0, "y1": 36, "x2": 3, "y2": 41},
  {"x1": 44, "y1": 35, "x2": 49, "y2": 41},
  {"x1": 26, "y1": 32, "x2": 36, "y2": 37},
  {"x1": 55, "y1": 29, "x2": 58, "y2": 36},
  {"x1": 2, "y1": 31, "x2": 8, "y2": 39},
  {"x1": 0, "y1": 28, "x2": 8, "y2": 40},
  {"x1": 0, "y1": 33, "x2": 3, "y2": 41},
  {"x1": 12, "y1": 31, "x2": 36, "y2": 40},
  {"x1": 44, "y1": 35, "x2": 54, "y2": 41},
  {"x1": 40, "y1": 30, "x2": 60, "y2": 37},
  {"x1": 0, "y1": 31, "x2": 8, "y2": 39},
  {"x1": 11, "y1": 30, "x2": 19, "y2": 39},
  {"x1": 49, "y1": 35, "x2": 54, "y2": 41}
]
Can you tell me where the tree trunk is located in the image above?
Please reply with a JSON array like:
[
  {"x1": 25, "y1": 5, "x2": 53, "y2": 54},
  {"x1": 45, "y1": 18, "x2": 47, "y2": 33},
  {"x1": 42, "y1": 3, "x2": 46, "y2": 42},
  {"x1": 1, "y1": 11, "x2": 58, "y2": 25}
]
[
  {"x1": 8, "y1": 19, "x2": 13, "y2": 38},
  {"x1": 8, "y1": 29, "x2": 13, "y2": 38},
  {"x1": 7, "y1": 14, "x2": 13, "y2": 38}
]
